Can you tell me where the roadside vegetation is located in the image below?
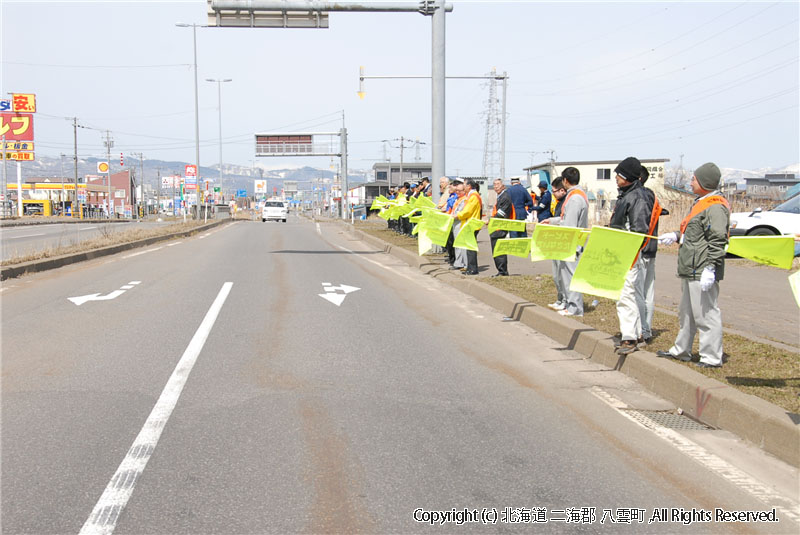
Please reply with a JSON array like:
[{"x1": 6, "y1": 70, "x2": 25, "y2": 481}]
[{"x1": 355, "y1": 220, "x2": 800, "y2": 414}]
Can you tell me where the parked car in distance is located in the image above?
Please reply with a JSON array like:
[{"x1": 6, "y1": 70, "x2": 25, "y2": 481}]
[
  {"x1": 729, "y1": 195, "x2": 800, "y2": 236},
  {"x1": 262, "y1": 200, "x2": 288, "y2": 223}
]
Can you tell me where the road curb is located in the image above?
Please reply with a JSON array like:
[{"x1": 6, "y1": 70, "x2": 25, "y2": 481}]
[
  {"x1": 347, "y1": 225, "x2": 800, "y2": 468},
  {"x1": 1, "y1": 219, "x2": 231, "y2": 280}
]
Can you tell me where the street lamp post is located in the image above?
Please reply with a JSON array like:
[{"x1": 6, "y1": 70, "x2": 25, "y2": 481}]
[
  {"x1": 176, "y1": 22, "x2": 206, "y2": 221},
  {"x1": 206, "y1": 77, "x2": 232, "y2": 220}
]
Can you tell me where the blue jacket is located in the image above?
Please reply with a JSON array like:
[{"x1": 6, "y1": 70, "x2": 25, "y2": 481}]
[
  {"x1": 534, "y1": 189, "x2": 552, "y2": 222},
  {"x1": 507, "y1": 184, "x2": 533, "y2": 220}
]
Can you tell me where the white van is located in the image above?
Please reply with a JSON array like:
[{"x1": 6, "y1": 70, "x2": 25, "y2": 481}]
[{"x1": 262, "y1": 200, "x2": 288, "y2": 222}]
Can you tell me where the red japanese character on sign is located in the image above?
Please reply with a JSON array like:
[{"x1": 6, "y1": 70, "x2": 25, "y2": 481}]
[
  {"x1": 12, "y1": 94, "x2": 36, "y2": 113},
  {"x1": 0, "y1": 113, "x2": 34, "y2": 141}
]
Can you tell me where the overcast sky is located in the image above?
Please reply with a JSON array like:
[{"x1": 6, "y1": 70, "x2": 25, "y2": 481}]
[{"x1": 2, "y1": 0, "x2": 798, "y2": 177}]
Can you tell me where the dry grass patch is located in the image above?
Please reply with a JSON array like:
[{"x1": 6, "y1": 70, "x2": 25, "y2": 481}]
[
  {"x1": 2, "y1": 221, "x2": 206, "y2": 266},
  {"x1": 483, "y1": 274, "x2": 800, "y2": 414}
]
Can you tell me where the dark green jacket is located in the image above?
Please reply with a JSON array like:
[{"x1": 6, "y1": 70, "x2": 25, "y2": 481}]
[{"x1": 677, "y1": 195, "x2": 730, "y2": 281}]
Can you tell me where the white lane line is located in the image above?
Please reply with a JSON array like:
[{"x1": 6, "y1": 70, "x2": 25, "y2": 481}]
[
  {"x1": 80, "y1": 282, "x2": 234, "y2": 535},
  {"x1": 166, "y1": 241, "x2": 182, "y2": 247},
  {"x1": 590, "y1": 387, "x2": 800, "y2": 523},
  {"x1": 129, "y1": 281, "x2": 141, "y2": 285},
  {"x1": 316, "y1": 222, "x2": 321, "y2": 235},
  {"x1": 120, "y1": 286, "x2": 134, "y2": 290},
  {"x1": 122, "y1": 247, "x2": 162, "y2": 259},
  {"x1": 6, "y1": 233, "x2": 45, "y2": 240},
  {"x1": 80, "y1": 226, "x2": 98, "y2": 231},
  {"x1": 335, "y1": 244, "x2": 417, "y2": 283}
]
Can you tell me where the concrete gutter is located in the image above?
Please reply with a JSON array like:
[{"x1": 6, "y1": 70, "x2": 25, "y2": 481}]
[
  {"x1": 1, "y1": 219, "x2": 231, "y2": 281},
  {"x1": 347, "y1": 225, "x2": 800, "y2": 468}
]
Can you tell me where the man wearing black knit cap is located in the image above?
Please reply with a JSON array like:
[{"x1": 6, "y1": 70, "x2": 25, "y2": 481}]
[
  {"x1": 657, "y1": 162, "x2": 730, "y2": 368},
  {"x1": 609, "y1": 157, "x2": 653, "y2": 355}
]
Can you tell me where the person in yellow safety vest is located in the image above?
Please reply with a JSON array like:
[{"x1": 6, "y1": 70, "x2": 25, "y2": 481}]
[
  {"x1": 449, "y1": 180, "x2": 468, "y2": 271},
  {"x1": 453, "y1": 179, "x2": 483, "y2": 275},
  {"x1": 657, "y1": 162, "x2": 730, "y2": 368}
]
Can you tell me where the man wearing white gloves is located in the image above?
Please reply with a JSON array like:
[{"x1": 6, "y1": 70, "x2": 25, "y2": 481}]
[{"x1": 657, "y1": 162, "x2": 730, "y2": 368}]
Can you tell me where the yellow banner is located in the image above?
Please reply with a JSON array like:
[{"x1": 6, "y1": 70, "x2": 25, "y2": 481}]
[
  {"x1": 493, "y1": 238, "x2": 532, "y2": 258},
  {"x1": 570, "y1": 226, "x2": 644, "y2": 300},
  {"x1": 789, "y1": 271, "x2": 800, "y2": 308},
  {"x1": 418, "y1": 228, "x2": 434, "y2": 255},
  {"x1": 415, "y1": 195, "x2": 437, "y2": 209},
  {"x1": 530, "y1": 225, "x2": 584, "y2": 262},
  {"x1": 421, "y1": 209, "x2": 454, "y2": 234},
  {"x1": 453, "y1": 218, "x2": 484, "y2": 251},
  {"x1": 728, "y1": 236, "x2": 794, "y2": 270},
  {"x1": 487, "y1": 217, "x2": 526, "y2": 233},
  {"x1": 370, "y1": 195, "x2": 390, "y2": 210}
]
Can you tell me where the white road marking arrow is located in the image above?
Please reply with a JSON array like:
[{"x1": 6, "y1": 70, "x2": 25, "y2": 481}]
[
  {"x1": 318, "y1": 283, "x2": 360, "y2": 306},
  {"x1": 68, "y1": 290, "x2": 126, "y2": 306}
]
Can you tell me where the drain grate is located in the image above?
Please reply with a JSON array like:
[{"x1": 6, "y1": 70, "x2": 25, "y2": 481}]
[{"x1": 622, "y1": 409, "x2": 712, "y2": 431}]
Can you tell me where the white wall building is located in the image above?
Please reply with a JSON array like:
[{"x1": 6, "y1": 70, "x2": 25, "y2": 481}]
[{"x1": 525, "y1": 158, "x2": 670, "y2": 222}]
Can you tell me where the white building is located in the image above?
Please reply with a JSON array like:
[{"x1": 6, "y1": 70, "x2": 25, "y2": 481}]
[{"x1": 525, "y1": 158, "x2": 670, "y2": 222}]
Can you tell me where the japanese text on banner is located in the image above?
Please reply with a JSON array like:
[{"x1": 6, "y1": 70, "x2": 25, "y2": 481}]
[
  {"x1": 493, "y1": 238, "x2": 532, "y2": 258},
  {"x1": 530, "y1": 225, "x2": 584, "y2": 262}
]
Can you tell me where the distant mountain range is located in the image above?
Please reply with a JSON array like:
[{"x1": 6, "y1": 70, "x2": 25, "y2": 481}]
[
  {"x1": 20, "y1": 156, "x2": 373, "y2": 195},
  {"x1": 18, "y1": 156, "x2": 799, "y2": 192},
  {"x1": 719, "y1": 163, "x2": 799, "y2": 182}
]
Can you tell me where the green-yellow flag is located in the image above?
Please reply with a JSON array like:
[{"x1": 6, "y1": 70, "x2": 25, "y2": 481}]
[
  {"x1": 728, "y1": 236, "x2": 794, "y2": 270},
  {"x1": 418, "y1": 228, "x2": 433, "y2": 255},
  {"x1": 789, "y1": 270, "x2": 800, "y2": 308},
  {"x1": 370, "y1": 195, "x2": 390, "y2": 210},
  {"x1": 377, "y1": 206, "x2": 392, "y2": 220},
  {"x1": 570, "y1": 226, "x2": 644, "y2": 300},
  {"x1": 530, "y1": 225, "x2": 584, "y2": 262},
  {"x1": 487, "y1": 218, "x2": 527, "y2": 233},
  {"x1": 416, "y1": 195, "x2": 437, "y2": 209},
  {"x1": 493, "y1": 238, "x2": 532, "y2": 258},
  {"x1": 421, "y1": 209, "x2": 454, "y2": 234},
  {"x1": 453, "y1": 218, "x2": 485, "y2": 251}
]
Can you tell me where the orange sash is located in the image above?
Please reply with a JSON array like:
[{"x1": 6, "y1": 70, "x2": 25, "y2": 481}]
[
  {"x1": 632, "y1": 197, "x2": 664, "y2": 267},
  {"x1": 560, "y1": 188, "x2": 588, "y2": 218},
  {"x1": 679, "y1": 195, "x2": 729, "y2": 236}
]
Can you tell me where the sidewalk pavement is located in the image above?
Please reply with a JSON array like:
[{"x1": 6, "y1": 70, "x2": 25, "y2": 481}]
[{"x1": 346, "y1": 222, "x2": 799, "y2": 468}]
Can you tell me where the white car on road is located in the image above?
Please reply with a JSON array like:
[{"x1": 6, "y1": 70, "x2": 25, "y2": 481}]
[
  {"x1": 262, "y1": 200, "x2": 288, "y2": 223},
  {"x1": 729, "y1": 195, "x2": 799, "y2": 236}
]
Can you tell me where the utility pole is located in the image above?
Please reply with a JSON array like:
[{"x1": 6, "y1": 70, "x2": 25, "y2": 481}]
[
  {"x1": 73, "y1": 118, "x2": 79, "y2": 218},
  {"x1": 399, "y1": 135, "x2": 404, "y2": 186},
  {"x1": 2, "y1": 133, "x2": 6, "y2": 217},
  {"x1": 134, "y1": 152, "x2": 145, "y2": 220},
  {"x1": 59, "y1": 153, "x2": 66, "y2": 215},
  {"x1": 156, "y1": 166, "x2": 161, "y2": 216},
  {"x1": 103, "y1": 131, "x2": 113, "y2": 219}
]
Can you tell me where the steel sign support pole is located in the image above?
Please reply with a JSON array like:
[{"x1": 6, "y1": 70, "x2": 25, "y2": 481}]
[{"x1": 431, "y1": 0, "x2": 445, "y2": 204}]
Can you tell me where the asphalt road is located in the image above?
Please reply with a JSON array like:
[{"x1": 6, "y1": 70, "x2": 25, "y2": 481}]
[
  {"x1": 2, "y1": 215, "x2": 797, "y2": 534},
  {"x1": 0, "y1": 221, "x2": 174, "y2": 262}
]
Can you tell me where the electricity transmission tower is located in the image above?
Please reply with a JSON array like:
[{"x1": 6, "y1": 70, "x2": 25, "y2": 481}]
[{"x1": 482, "y1": 67, "x2": 504, "y2": 179}]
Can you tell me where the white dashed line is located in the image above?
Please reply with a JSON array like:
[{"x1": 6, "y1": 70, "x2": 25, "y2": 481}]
[
  {"x1": 6, "y1": 233, "x2": 45, "y2": 240},
  {"x1": 166, "y1": 241, "x2": 182, "y2": 247},
  {"x1": 80, "y1": 282, "x2": 234, "y2": 535},
  {"x1": 122, "y1": 247, "x2": 162, "y2": 259},
  {"x1": 80, "y1": 226, "x2": 97, "y2": 231}
]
